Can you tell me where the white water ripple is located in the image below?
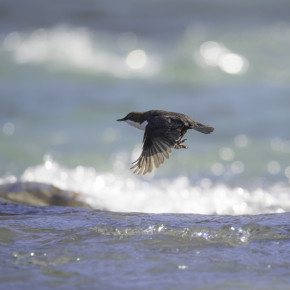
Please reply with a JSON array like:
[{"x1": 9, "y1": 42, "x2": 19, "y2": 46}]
[{"x1": 15, "y1": 157, "x2": 290, "y2": 215}]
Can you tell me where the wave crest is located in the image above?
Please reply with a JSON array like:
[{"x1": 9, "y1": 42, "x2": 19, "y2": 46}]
[{"x1": 2, "y1": 156, "x2": 285, "y2": 215}]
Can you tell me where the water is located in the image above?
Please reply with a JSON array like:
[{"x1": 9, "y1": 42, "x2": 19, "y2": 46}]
[
  {"x1": 1, "y1": 0, "x2": 290, "y2": 289},
  {"x1": 1, "y1": 206, "x2": 290, "y2": 290}
]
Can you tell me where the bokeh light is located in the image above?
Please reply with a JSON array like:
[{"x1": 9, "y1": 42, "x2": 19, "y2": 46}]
[
  {"x1": 199, "y1": 40, "x2": 248, "y2": 75},
  {"x1": 219, "y1": 147, "x2": 235, "y2": 161},
  {"x1": 267, "y1": 161, "x2": 281, "y2": 175},
  {"x1": 2, "y1": 122, "x2": 15, "y2": 136},
  {"x1": 234, "y1": 134, "x2": 250, "y2": 148},
  {"x1": 126, "y1": 49, "x2": 147, "y2": 70},
  {"x1": 219, "y1": 53, "x2": 248, "y2": 74}
]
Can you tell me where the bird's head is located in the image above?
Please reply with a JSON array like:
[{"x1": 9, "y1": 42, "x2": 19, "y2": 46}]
[
  {"x1": 117, "y1": 112, "x2": 134, "y2": 122},
  {"x1": 117, "y1": 112, "x2": 145, "y2": 123}
]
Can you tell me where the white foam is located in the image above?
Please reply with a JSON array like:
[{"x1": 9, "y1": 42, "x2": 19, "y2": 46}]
[
  {"x1": 12, "y1": 156, "x2": 290, "y2": 215},
  {"x1": 3, "y1": 25, "x2": 161, "y2": 78}
]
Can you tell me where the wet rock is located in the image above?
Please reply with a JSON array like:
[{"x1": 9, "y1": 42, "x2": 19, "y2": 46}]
[{"x1": 0, "y1": 181, "x2": 91, "y2": 208}]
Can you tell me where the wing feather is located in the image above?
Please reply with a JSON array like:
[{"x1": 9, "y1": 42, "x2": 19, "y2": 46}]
[{"x1": 131, "y1": 115, "x2": 182, "y2": 175}]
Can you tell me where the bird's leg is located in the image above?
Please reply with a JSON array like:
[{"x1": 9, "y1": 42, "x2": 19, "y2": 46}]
[
  {"x1": 174, "y1": 131, "x2": 188, "y2": 149},
  {"x1": 178, "y1": 138, "x2": 187, "y2": 144},
  {"x1": 176, "y1": 132, "x2": 185, "y2": 144}
]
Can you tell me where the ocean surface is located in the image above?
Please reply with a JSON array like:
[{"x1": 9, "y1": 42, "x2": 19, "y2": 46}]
[{"x1": 0, "y1": 0, "x2": 290, "y2": 289}]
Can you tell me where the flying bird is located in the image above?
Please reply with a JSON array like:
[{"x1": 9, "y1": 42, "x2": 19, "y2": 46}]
[{"x1": 117, "y1": 110, "x2": 214, "y2": 175}]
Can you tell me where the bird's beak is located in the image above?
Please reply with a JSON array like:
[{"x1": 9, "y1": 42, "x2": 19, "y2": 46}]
[{"x1": 117, "y1": 117, "x2": 125, "y2": 121}]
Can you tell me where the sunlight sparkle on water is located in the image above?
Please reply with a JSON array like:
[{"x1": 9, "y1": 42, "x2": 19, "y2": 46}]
[
  {"x1": 199, "y1": 41, "x2": 248, "y2": 75},
  {"x1": 234, "y1": 134, "x2": 250, "y2": 148},
  {"x1": 17, "y1": 156, "x2": 290, "y2": 215},
  {"x1": 126, "y1": 49, "x2": 147, "y2": 70},
  {"x1": 3, "y1": 26, "x2": 161, "y2": 78},
  {"x1": 231, "y1": 161, "x2": 245, "y2": 174},
  {"x1": 219, "y1": 53, "x2": 248, "y2": 75},
  {"x1": 211, "y1": 162, "x2": 225, "y2": 176},
  {"x1": 199, "y1": 41, "x2": 227, "y2": 66},
  {"x1": 219, "y1": 147, "x2": 235, "y2": 161}
]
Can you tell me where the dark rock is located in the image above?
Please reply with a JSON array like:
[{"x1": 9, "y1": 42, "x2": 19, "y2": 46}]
[{"x1": 0, "y1": 181, "x2": 92, "y2": 208}]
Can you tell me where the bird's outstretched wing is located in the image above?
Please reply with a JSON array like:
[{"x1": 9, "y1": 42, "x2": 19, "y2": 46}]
[{"x1": 131, "y1": 116, "x2": 182, "y2": 175}]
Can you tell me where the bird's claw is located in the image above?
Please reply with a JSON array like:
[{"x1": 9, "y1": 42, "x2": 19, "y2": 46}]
[
  {"x1": 174, "y1": 144, "x2": 188, "y2": 149},
  {"x1": 174, "y1": 138, "x2": 188, "y2": 149}
]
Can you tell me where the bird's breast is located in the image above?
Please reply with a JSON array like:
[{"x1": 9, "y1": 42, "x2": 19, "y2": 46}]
[{"x1": 125, "y1": 120, "x2": 148, "y2": 131}]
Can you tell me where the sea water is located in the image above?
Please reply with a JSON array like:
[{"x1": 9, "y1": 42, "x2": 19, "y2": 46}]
[{"x1": 0, "y1": 0, "x2": 290, "y2": 289}]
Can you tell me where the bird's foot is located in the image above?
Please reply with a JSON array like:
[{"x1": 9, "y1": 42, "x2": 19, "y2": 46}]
[
  {"x1": 174, "y1": 144, "x2": 188, "y2": 149},
  {"x1": 174, "y1": 138, "x2": 188, "y2": 149}
]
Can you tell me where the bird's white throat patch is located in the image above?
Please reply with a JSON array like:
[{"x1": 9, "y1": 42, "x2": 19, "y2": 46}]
[{"x1": 125, "y1": 120, "x2": 148, "y2": 131}]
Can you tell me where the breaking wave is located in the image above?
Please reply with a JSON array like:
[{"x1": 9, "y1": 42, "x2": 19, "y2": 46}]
[{"x1": 2, "y1": 156, "x2": 289, "y2": 215}]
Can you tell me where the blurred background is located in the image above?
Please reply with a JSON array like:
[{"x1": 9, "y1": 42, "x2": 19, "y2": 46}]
[
  {"x1": 1, "y1": 3, "x2": 290, "y2": 287},
  {"x1": 0, "y1": 0, "x2": 290, "y2": 189}
]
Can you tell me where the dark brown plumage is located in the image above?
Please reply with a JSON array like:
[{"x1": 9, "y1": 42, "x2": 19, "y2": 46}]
[{"x1": 117, "y1": 110, "x2": 214, "y2": 175}]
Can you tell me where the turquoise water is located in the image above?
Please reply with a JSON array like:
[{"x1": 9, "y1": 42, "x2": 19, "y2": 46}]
[{"x1": 0, "y1": 0, "x2": 290, "y2": 289}]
